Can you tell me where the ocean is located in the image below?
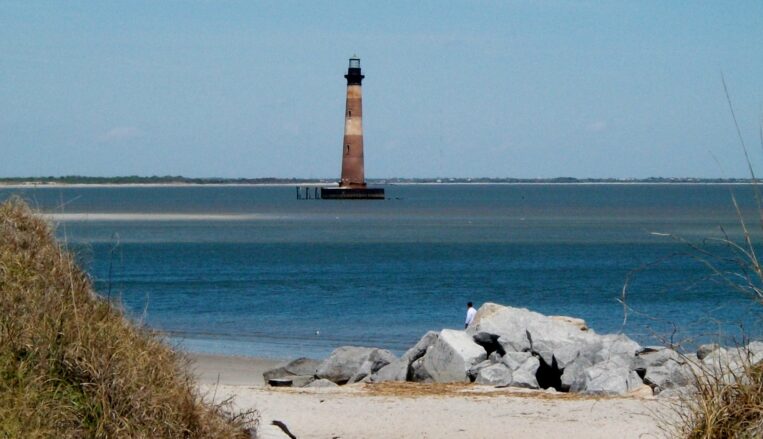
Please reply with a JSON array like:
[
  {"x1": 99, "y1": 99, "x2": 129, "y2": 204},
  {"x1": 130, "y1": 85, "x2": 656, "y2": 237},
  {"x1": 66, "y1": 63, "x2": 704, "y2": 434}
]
[{"x1": 2, "y1": 184, "x2": 762, "y2": 359}]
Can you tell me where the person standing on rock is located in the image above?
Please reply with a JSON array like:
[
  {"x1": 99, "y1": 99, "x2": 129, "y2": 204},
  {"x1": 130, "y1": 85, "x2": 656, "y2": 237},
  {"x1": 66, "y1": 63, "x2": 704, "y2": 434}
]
[{"x1": 465, "y1": 302, "x2": 477, "y2": 329}]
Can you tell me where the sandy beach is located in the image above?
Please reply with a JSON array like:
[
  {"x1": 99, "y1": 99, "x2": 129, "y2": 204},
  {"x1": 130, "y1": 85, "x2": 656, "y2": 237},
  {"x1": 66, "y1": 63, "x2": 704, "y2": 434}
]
[{"x1": 191, "y1": 354, "x2": 668, "y2": 439}]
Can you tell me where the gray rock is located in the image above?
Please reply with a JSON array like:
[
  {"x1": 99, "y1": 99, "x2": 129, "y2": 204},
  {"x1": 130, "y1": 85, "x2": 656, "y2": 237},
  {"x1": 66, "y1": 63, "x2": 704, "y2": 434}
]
[
  {"x1": 409, "y1": 356, "x2": 433, "y2": 383},
  {"x1": 747, "y1": 341, "x2": 763, "y2": 364},
  {"x1": 634, "y1": 347, "x2": 683, "y2": 371},
  {"x1": 263, "y1": 357, "x2": 321, "y2": 381},
  {"x1": 400, "y1": 331, "x2": 439, "y2": 364},
  {"x1": 701, "y1": 348, "x2": 745, "y2": 380},
  {"x1": 488, "y1": 351, "x2": 503, "y2": 363},
  {"x1": 549, "y1": 315, "x2": 588, "y2": 331},
  {"x1": 593, "y1": 334, "x2": 641, "y2": 367},
  {"x1": 371, "y1": 359, "x2": 408, "y2": 382},
  {"x1": 317, "y1": 346, "x2": 394, "y2": 384},
  {"x1": 467, "y1": 360, "x2": 494, "y2": 381},
  {"x1": 497, "y1": 333, "x2": 530, "y2": 354},
  {"x1": 551, "y1": 343, "x2": 584, "y2": 369},
  {"x1": 502, "y1": 351, "x2": 532, "y2": 371},
  {"x1": 285, "y1": 357, "x2": 321, "y2": 375},
  {"x1": 583, "y1": 360, "x2": 643, "y2": 395},
  {"x1": 697, "y1": 343, "x2": 720, "y2": 360},
  {"x1": 475, "y1": 363, "x2": 513, "y2": 386},
  {"x1": 347, "y1": 349, "x2": 397, "y2": 384},
  {"x1": 509, "y1": 356, "x2": 540, "y2": 389},
  {"x1": 656, "y1": 386, "x2": 692, "y2": 398},
  {"x1": 643, "y1": 363, "x2": 692, "y2": 391},
  {"x1": 289, "y1": 375, "x2": 316, "y2": 387},
  {"x1": 467, "y1": 303, "x2": 598, "y2": 370},
  {"x1": 701, "y1": 347, "x2": 730, "y2": 366},
  {"x1": 263, "y1": 366, "x2": 293, "y2": 382},
  {"x1": 421, "y1": 329, "x2": 487, "y2": 383},
  {"x1": 306, "y1": 378, "x2": 339, "y2": 388},
  {"x1": 561, "y1": 356, "x2": 593, "y2": 392}
]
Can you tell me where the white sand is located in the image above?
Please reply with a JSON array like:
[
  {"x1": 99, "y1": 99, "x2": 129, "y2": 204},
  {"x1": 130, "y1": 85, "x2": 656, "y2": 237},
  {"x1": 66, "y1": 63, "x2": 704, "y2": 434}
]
[{"x1": 192, "y1": 354, "x2": 669, "y2": 439}]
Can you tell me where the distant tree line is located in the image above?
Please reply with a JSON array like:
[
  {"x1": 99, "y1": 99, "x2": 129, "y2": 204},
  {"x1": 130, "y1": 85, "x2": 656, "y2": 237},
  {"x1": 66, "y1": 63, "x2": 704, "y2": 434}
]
[{"x1": 0, "y1": 175, "x2": 754, "y2": 185}]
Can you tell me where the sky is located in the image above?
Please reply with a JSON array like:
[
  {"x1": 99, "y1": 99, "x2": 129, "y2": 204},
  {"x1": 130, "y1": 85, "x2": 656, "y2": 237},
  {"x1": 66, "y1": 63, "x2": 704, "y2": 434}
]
[{"x1": 1, "y1": 1, "x2": 762, "y2": 179}]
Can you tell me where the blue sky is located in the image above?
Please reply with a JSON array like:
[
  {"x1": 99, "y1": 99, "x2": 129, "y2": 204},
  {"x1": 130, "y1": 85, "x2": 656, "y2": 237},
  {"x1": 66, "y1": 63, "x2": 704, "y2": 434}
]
[{"x1": 1, "y1": 1, "x2": 762, "y2": 178}]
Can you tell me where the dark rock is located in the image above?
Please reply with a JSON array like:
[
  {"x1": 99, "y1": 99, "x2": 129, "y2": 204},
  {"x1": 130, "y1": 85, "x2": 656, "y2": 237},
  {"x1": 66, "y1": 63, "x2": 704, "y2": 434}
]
[
  {"x1": 536, "y1": 355, "x2": 563, "y2": 391},
  {"x1": 268, "y1": 378, "x2": 293, "y2": 387},
  {"x1": 473, "y1": 332, "x2": 505, "y2": 357}
]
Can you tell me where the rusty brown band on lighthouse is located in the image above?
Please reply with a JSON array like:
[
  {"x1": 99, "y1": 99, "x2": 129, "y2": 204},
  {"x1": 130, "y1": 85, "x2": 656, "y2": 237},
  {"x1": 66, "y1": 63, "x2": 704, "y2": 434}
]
[{"x1": 340, "y1": 56, "x2": 366, "y2": 188}]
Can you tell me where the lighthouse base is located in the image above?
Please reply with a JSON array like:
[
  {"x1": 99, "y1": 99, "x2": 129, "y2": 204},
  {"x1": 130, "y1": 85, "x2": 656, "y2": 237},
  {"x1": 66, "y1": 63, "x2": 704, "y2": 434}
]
[{"x1": 320, "y1": 187, "x2": 385, "y2": 200}]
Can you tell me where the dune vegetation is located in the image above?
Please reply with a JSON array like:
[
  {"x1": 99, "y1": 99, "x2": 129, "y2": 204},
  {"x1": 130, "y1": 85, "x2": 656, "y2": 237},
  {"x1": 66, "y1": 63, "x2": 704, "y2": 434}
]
[{"x1": 0, "y1": 197, "x2": 255, "y2": 438}]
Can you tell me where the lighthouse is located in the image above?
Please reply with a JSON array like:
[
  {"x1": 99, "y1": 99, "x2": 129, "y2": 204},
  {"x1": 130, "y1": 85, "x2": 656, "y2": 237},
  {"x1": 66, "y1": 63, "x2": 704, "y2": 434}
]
[{"x1": 321, "y1": 56, "x2": 385, "y2": 200}]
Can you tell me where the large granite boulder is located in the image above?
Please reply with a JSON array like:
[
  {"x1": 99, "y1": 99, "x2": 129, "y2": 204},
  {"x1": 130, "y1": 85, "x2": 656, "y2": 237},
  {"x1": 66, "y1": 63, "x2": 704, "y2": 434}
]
[
  {"x1": 316, "y1": 347, "x2": 395, "y2": 384},
  {"x1": 263, "y1": 357, "x2": 322, "y2": 382},
  {"x1": 468, "y1": 303, "x2": 598, "y2": 366},
  {"x1": 582, "y1": 360, "x2": 643, "y2": 395},
  {"x1": 421, "y1": 329, "x2": 487, "y2": 383},
  {"x1": 475, "y1": 363, "x2": 513, "y2": 386}
]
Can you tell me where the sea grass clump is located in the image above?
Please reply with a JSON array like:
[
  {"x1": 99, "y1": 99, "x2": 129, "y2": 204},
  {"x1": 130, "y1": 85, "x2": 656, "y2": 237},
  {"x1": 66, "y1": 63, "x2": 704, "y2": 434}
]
[
  {"x1": 674, "y1": 356, "x2": 763, "y2": 439},
  {"x1": 0, "y1": 197, "x2": 255, "y2": 438}
]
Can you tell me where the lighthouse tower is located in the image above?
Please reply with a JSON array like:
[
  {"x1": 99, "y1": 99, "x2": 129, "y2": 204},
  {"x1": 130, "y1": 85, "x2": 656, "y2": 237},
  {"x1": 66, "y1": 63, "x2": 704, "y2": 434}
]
[
  {"x1": 321, "y1": 56, "x2": 384, "y2": 200},
  {"x1": 340, "y1": 56, "x2": 366, "y2": 187}
]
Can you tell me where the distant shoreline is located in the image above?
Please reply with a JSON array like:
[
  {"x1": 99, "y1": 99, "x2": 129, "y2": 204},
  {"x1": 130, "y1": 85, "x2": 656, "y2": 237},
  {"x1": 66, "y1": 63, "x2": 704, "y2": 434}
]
[{"x1": 0, "y1": 177, "x2": 757, "y2": 188}]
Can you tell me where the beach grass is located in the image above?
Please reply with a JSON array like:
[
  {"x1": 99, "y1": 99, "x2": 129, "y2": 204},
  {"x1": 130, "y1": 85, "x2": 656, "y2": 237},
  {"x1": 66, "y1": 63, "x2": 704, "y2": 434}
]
[
  {"x1": 664, "y1": 80, "x2": 763, "y2": 438},
  {"x1": 0, "y1": 197, "x2": 255, "y2": 438}
]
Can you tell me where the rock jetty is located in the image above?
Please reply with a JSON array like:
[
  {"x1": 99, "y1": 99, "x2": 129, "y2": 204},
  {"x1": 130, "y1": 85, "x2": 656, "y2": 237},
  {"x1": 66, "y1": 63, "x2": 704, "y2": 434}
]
[{"x1": 263, "y1": 302, "x2": 763, "y2": 396}]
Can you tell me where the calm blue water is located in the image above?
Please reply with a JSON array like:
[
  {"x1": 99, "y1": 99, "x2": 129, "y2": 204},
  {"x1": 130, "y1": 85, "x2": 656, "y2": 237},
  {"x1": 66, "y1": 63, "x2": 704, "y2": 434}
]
[{"x1": 3, "y1": 184, "x2": 762, "y2": 358}]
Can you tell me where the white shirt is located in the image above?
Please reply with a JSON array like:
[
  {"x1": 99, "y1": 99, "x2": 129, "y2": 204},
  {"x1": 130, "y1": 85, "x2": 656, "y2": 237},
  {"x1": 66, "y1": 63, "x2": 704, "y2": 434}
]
[{"x1": 465, "y1": 306, "x2": 477, "y2": 327}]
